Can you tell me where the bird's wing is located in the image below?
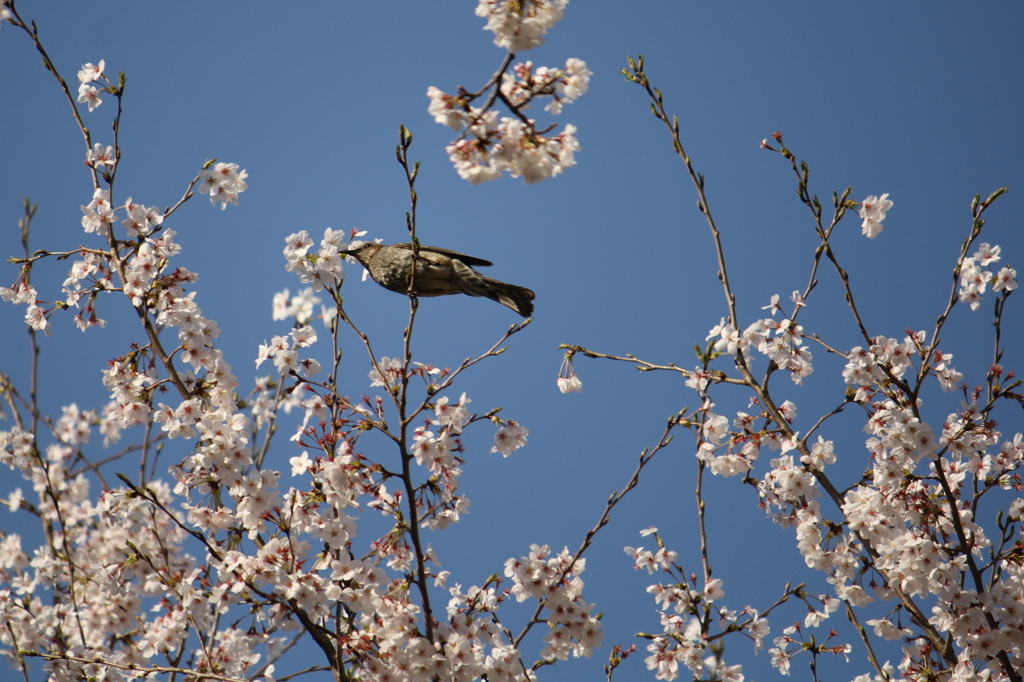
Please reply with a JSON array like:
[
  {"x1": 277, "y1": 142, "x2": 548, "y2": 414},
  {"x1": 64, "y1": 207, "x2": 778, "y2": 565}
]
[{"x1": 393, "y1": 243, "x2": 494, "y2": 268}]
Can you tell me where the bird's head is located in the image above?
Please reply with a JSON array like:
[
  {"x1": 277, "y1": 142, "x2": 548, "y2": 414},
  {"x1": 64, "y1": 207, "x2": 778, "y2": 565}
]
[{"x1": 344, "y1": 242, "x2": 383, "y2": 266}]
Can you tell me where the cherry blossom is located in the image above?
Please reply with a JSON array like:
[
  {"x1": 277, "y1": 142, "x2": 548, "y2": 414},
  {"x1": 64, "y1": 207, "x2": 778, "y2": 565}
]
[
  {"x1": 197, "y1": 161, "x2": 249, "y2": 209},
  {"x1": 475, "y1": 0, "x2": 568, "y2": 52},
  {"x1": 858, "y1": 193, "x2": 893, "y2": 238},
  {"x1": 557, "y1": 354, "x2": 582, "y2": 392},
  {"x1": 86, "y1": 142, "x2": 116, "y2": 168}
]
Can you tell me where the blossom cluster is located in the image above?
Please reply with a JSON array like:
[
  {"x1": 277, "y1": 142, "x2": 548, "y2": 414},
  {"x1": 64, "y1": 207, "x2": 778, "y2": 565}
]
[
  {"x1": 282, "y1": 227, "x2": 349, "y2": 292},
  {"x1": 624, "y1": 529, "x2": 778, "y2": 682},
  {"x1": 475, "y1": 0, "x2": 568, "y2": 52},
  {"x1": 4, "y1": 58, "x2": 248, "y2": 339},
  {"x1": 80, "y1": 187, "x2": 115, "y2": 235},
  {"x1": 0, "y1": 275, "x2": 51, "y2": 334},
  {"x1": 769, "y1": 622, "x2": 850, "y2": 677},
  {"x1": 76, "y1": 60, "x2": 106, "y2": 112},
  {"x1": 272, "y1": 286, "x2": 329, "y2": 326},
  {"x1": 858, "y1": 193, "x2": 892, "y2": 239},
  {"x1": 499, "y1": 59, "x2": 591, "y2": 115},
  {"x1": 957, "y1": 242, "x2": 1018, "y2": 311},
  {"x1": 427, "y1": 2, "x2": 589, "y2": 183},
  {"x1": 429, "y1": 89, "x2": 582, "y2": 184},
  {"x1": 707, "y1": 293, "x2": 814, "y2": 385},
  {"x1": 197, "y1": 161, "x2": 249, "y2": 209},
  {"x1": 504, "y1": 544, "x2": 604, "y2": 661},
  {"x1": 256, "y1": 326, "x2": 321, "y2": 378}
]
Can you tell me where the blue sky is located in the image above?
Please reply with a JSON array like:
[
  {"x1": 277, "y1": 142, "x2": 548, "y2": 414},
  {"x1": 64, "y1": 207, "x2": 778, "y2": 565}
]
[{"x1": 3, "y1": 2, "x2": 1024, "y2": 680}]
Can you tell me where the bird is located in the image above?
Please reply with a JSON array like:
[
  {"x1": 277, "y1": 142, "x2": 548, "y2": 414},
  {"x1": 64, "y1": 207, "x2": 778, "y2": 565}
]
[{"x1": 345, "y1": 242, "x2": 535, "y2": 317}]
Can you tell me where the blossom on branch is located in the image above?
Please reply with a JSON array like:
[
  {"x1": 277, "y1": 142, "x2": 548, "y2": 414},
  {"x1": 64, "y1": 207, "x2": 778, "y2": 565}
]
[
  {"x1": 476, "y1": 0, "x2": 568, "y2": 52},
  {"x1": 428, "y1": 3, "x2": 587, "y2": 183},
  {"x1": 858, "y1": 193, "x2": 892, "y2": 238},
  {"x1": 197, "y1": 161, "x2": 249, "y2": 209},
  {"x1": 558, "y1": 354, "x2": 582, "y2": 392}
]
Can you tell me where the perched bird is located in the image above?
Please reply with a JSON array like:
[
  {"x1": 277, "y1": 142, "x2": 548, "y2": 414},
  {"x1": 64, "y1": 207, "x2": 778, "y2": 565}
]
[{"x1": 346, "y1": 242, "x2": 535, "y2": 317}]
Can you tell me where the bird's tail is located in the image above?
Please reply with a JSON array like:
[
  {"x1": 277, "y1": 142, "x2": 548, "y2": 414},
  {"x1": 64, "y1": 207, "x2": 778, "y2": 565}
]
[{"x1": 481, "y1": 277, "x2": 535, "y2": 318}]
